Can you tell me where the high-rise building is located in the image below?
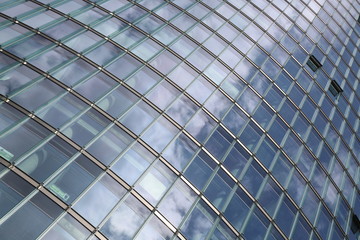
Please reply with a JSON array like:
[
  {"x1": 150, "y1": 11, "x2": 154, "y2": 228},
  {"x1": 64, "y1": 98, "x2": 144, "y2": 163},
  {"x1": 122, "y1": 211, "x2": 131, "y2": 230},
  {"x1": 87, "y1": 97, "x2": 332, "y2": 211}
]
[{"x1": 0, "y1": 0, "x2": 359, "y2": 239}]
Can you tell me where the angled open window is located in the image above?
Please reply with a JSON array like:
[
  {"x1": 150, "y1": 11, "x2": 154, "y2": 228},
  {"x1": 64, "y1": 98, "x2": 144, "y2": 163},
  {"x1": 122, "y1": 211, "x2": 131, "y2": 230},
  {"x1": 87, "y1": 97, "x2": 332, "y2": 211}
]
[
  {"x1": 328, "y1": 80, "x2": 343, "y2": 97},
  {"x1": 351, "y1": 214, "x2": 360, "y2": 234},
  {"x1": 307, "y1": 55, "x2": 322, "y2": 72}
]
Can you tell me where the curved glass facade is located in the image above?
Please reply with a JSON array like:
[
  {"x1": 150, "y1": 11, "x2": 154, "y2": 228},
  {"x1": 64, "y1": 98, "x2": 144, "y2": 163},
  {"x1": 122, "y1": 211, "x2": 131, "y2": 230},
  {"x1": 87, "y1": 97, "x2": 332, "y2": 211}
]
[{"x1": 0, "y1": 0, "x2": 359, "y2": 239}]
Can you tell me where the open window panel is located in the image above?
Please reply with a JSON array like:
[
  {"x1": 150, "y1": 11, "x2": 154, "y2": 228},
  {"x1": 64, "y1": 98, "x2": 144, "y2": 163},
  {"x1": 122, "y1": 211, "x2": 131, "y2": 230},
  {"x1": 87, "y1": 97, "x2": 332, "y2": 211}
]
[
  {"x1": 351, "y1": 214, "x2": 360, "y2": 234},
  {"x1": 306, "y1": 55, "x2": 322, "y2": 72},
  {"x1": 328, "y1": 80, "x2": 343, "y2": 98}
]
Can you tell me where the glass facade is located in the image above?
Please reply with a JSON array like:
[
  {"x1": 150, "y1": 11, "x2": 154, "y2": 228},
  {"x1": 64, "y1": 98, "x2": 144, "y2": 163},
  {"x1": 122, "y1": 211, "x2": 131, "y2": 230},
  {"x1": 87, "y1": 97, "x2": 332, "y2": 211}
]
[{"x1": 0, "y1": 0, "x2": 359, "y2": 239}]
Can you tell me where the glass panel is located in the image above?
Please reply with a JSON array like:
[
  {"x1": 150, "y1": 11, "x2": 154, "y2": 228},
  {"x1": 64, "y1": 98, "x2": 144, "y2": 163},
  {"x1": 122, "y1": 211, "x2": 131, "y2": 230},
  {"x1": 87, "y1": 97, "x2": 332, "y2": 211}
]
[
  {"x1": 237, "y1": 87, "x2": 261, "y2": 115},
  {"x1": 132, "y1": 39, "x2": 162, "y2": 61},
  {"x1": 222, "y1": 105, "x2": 247, "y2": 136},
  {"x1": 74, "y1": 8, "x2": 107, "y2": 25},
  {"x1": 11, "y1": 79, "x2": 65, "y2": 112},
  {"x1": 167, "y1": 95, "x2": 198, "y2": 126},
  {"x1": 168, "y1": 62, "x2": 198, "y2": 88},
  {"x1": 74, "y1": 174, "x2": 126, "y2": 226},
  {"x1": 0, "y1": 64, "x2": 40, "y2": 96},
  {"x1": 126, "y1": 66, "x2": 162, "y2": 94},
  {"x1": 239, "y1": 121, "x2": 262, "y2": 151},
  {"x1": 75, "y1": 72, "x2": 117, "y2": 102},
  {"x1": 0, "y1": 103, "x2": 25, "y2": 134},
  {"x1": 1, "y1": 2, "x2": 39, "y2": 18},
  {"x1": 258, "y1": 178, "x2": 281, "y2": 216},
  {"x1": 205, "y1": 126, "x2": 232, "y2": 160},
  {"x1": 241, "y1": 160, "x2": 266, "y2": 196},
  {"x1": 65, "y1": 31, "x2": 101, "y2": 53},
  {"x1": 243, "y1": 208, "x2": 269, "y2": 240},
  {"x1": 134, "y1": 215, "x2": 173, "y2": 240},
  {"x1": 291, "y1": 215, "x2": 311, "y2": 240},
  {"x1": 106, "y1": 54, "x2": 142, "y2": 80},
  {"x1": 111, "y1": 142, "x2": 155, "y2": 185},
  {"x1": 23, "y1": 11, "x2": 61, "y2": 29},
  {"x1": 275, "y1": 197, "x2": 296, "y2": 236},
  {"x1": 85, "y1": 42, "x2": 124, "y2": 66},
  {"x1": 42, "y1": 20, "x2": 82, "y2": 40},
  {"x1": 101, "y1": 194, "x2": 151, "y2": 239},
  {"x1": 255, "y1": 138, "x2": 277, "y2": 168},
  {"x1": 40, "y1": 213, "x2": 90, "y2": 240},
  {"x1": 0, "y1": 192, "x2": 62, "y2": 240},
  {"x1": 316, "y1": 205, "x2": 332, "y2": 240},
  {"x1": 29, "y1": 47, "x2": 74, "y2": 72},
  {"x1": 187, "y1": 48, "x2": 214, "y2": 71},
  {"x1": 185, "y1": 110, "x2": 216, "y2": 143},
  {"x1": 204, "y1": 169, "x2": 234, "y2": 210},
  {"x1": 271, "y1": 154, "x2": 291, "y2": 187},
  {"x1": 5, "y1": 34, "x2": 53, "y2": 59},
  {"x1": 135, "y1": 161, "x2": 175, "y2": 205},
  {"x1": 112, "y1": 27, "x2": 145, "y2": 49},
  {"x1": 0, "y1": 171, "x2": 34, "y2": 218},
  {"x1": 36, "y1": 93, "x2": 87, "y2": 129},
  {"x1": 0, "y1": 119, "x2": 50, "y2": 161},
  {"x1": 97, "y1": 85, "x2": 138, "y2": 119},
  {"x1": 162, "y1": 133, "x2": 198, "y2": 171},
  {"x1": 120, "y1": 101, "x2": 158, "y2": 135},
  {"x1": 184, "y1": 151, "x2": 216, "y2": 190},
  {"x1": 186, "y1": 76, "x2": 214, "y2": 104},
  {"x1": 301, "y1": 188, "x2": 319, "y2": 224},
  {"x1": 221, "y1": 73, "x2": 246, "y2": 99},
  {"x1": 46, "y1": 154, "x2": 101, "y2": 203},
  {"x1": 180, "y1": 201, "x2": 215, "y2": 239},
  {"x1": 86, "y1": 125, "x2": 133, "y2": 166},
  {"x1": 286, "y1": 171, "x2": 305, "y2": 205},
  {"x1": 158, "y1": 179, "x2": 197, "y2": 227},
  {"x1": 142, "y1": 116, "x2": 178, "y2": 152},
  {"x1": 62, "y1": 108, "x2": 110, "y2": 147},
  {"x1": 16, "y1": 136, "x2": 76, "y2": 182},
  {"x1": 93, "y1": 17, "x2": 127, "y2": 37},
  {"x1": 204, "y1": 90, "x2": 232, "y2": 119},
  {"x1": 253, "y1": 102, "x2": 273, "y2": 129},
  {"x1": 223, "y1": 143, "x2": 250, "y2": 178},
  {"x1": 146, "y1": 80, "x2": 179, "y2": 110},
  {"x1": 150, "y1": 50, "x2": 180, "y2": 75}
]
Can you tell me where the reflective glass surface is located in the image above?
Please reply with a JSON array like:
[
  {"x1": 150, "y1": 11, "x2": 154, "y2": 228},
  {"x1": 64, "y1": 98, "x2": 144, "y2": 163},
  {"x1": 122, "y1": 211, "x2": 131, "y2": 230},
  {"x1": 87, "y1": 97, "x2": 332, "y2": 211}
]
[{"x1": 0, "y1": 0, "x2": 359, "y2": 239}]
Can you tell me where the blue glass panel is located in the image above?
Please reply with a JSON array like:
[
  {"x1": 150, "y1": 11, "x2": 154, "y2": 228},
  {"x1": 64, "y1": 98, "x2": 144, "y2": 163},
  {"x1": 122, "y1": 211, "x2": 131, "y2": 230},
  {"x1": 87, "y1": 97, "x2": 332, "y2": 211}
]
[
  {"x1": 255, "y1": 138, "x2": 277, "y2": 168},
  {"x1": 185, "y1": 110, "x2": 216, "y2": 143},
  {"x1": 0, "y1": 192, "x2": 62, "y2": 240},
  {"x1": 205, "y1": 127, "x2": 232, "y2": 161},
  {"x1": 86, "y1": 125, "x2": 133, "y2": 165},
  {"x1": 241, "y1": 160, "x2": 266, "y2": 196},
  {"x1": 162, "y1": 133, "x2": 198, "y2": 171},
  {"x1": 97, "y1": 85, "x2": 138, "y2": 119},
  {"x1": 46, "y1": 155, "x2": 101, "y2": 204},
  {"x1": 275, "y1": 197, "x2": 296, "y2": 236},
  {"x1": 74, "y1": 174, "x2": 126, "y2": 226},
  {"x1": 223, "y1": 143, "x2": 250, "y2": 178},
  {"x1": 17, "y1": 136, "x2": 76, "y2": 182},
  {"x1": 101, "y1": 194, "x2": 150, "y2": 239},
  {"x1": 111, "y1": 142, "x2": 154, "y2": 185},
  {"x1": 204, "y1": 169, "x2": 234, "y2": 210},
  {"x1": 243, "y1": 208, "x2": 269, "y2": 240},
  {"x1": 0, "y1": 171, "x2": 33, "y2": 218},
  {"x1": 181, "y1": 201, "x2": 216, "y2": 239},
  {"x1": 158, "y1": 180, "x2": 197, "y2": 227},
  {"x1": 258, "y1": 178, "x2": 281, "y2": 216},
  {"x1": 121, "y1": 101, "x2": 158, "y2": 135},
  {"x1": 301, "y1": 188, "x2": 319, "y2": 224},
  {"x1": 184, "y1": 151, "x2": 216, "y2": 190}
]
